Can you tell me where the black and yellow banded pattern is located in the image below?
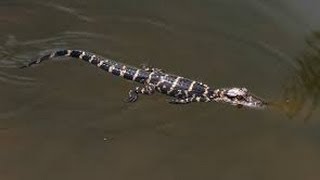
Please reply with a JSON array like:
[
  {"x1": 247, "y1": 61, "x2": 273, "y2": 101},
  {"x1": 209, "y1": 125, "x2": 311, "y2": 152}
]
[{"x1": 22, "y1": 49, "x2": 268, "y2": 108}]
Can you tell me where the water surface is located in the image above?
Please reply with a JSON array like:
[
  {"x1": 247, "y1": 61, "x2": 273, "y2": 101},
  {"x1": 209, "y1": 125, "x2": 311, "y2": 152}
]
[{"x1": 1, "y1": 0, "x2": 320, "y2": 180}]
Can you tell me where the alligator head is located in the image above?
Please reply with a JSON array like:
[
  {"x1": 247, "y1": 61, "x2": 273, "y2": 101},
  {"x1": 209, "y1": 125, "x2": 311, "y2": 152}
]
[{"x1": 212, "y1": 87, "x2": 267, "y2": 109}]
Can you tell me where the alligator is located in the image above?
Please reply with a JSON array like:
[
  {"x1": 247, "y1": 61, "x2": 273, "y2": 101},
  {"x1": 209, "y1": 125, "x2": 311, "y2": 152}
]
[{"x1": 21, "y1": 49, "x2": 267, "y2": 109}]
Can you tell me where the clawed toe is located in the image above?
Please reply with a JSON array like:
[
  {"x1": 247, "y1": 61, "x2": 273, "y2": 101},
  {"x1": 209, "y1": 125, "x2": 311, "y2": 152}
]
[
  {"x1": 127, "y1": 96, "x2": 138, "y2": 102},
  {"x1": 127, "y1": 90, "x2": 138, "y2": 102}
]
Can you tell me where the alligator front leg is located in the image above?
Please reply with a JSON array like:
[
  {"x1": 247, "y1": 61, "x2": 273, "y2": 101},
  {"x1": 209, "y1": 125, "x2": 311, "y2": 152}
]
[{"x1": 127, "y1": 85, "x2": 155, "y2": 102}]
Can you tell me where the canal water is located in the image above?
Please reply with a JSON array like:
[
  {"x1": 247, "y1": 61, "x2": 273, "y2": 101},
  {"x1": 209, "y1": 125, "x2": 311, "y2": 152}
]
[{"x1": 1, "y1": 0, "x2": 320, "y2": 179}]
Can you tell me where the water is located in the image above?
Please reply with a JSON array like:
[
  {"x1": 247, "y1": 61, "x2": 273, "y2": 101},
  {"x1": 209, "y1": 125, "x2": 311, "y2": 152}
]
[{"x1": 1, "y1": 0, "x2": 320, "y2": 179}]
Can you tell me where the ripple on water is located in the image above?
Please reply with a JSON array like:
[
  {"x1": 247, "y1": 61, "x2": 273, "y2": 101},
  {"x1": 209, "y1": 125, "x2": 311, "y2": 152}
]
[
  {"x1": 277, "y1": 32, "x2": 320, "y2": 121},
  {"x1": 110, "y1": 15, "x2": 174, "y2": 32},
  {"x1": 0, "y1": 30, "x2": 120, "y2": 120},
  {"x1": 36, "y1": 2, "x2": 94, "y2": 23},
  {"x1": 0, "y1": 30, "x2": 118, "y2": 69},
  {"x1": 0, "y1": 70, "x2": 35, "y2": 86}
]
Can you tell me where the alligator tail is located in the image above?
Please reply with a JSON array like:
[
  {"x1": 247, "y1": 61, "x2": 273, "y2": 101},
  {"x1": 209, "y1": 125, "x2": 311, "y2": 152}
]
[{"x1": 20, "y1": 49, "x2": 148, "y2": 83}]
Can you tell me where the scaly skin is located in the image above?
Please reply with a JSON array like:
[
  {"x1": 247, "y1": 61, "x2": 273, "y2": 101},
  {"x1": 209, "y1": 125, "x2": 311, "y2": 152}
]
[{"x1": 21, "y1": 49, "x2": 267, "y2": 109}]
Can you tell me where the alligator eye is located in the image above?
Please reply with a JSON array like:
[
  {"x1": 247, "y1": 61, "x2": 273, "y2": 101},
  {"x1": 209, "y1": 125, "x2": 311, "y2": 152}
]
[{"x1": 236, "y1": 95, "x2": 244, "y2": 100}]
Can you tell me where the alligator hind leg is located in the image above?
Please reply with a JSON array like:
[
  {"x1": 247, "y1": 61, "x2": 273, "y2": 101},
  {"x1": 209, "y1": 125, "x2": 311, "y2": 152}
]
[{"x1": 127, "y1": 85, "x2": 155, "y2": 102}]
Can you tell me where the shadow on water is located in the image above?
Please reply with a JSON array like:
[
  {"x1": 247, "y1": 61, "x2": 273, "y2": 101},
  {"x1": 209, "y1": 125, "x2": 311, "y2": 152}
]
[{"x1": 274, "y1": 32, "x2": 320, "y2": 121}]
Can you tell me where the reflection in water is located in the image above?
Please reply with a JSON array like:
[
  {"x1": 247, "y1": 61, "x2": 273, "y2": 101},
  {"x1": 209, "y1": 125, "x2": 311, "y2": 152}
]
[{"x1": 281, "y1": 32, "x2": 320, "y2": 121}]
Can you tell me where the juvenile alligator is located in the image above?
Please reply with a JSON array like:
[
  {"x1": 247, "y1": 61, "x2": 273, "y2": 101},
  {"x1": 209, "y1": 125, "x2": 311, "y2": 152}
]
[{"x1": 21, "y1": 49, "x2": 267, "y2": 109}]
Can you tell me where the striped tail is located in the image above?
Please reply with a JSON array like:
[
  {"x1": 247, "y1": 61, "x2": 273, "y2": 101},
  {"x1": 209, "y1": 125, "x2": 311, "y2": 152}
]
[
  {"x1": 20, "y1": 49, "x2": 102, "y2": 68},
  {"x1": 21, "y1": 49, "x2": 150, "y2": 83}
]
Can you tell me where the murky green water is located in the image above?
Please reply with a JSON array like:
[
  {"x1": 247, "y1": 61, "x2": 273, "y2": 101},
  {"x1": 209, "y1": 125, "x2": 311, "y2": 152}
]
[{"x1": 1, "y1": 0, "x2": 320, "y2": 179}]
